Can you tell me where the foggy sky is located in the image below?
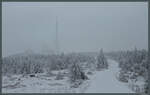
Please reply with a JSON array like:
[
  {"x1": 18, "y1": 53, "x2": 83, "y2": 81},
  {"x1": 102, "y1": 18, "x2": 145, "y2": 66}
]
[{"x1": 2, "y1": 2, "x2": 148, "y2": 57}]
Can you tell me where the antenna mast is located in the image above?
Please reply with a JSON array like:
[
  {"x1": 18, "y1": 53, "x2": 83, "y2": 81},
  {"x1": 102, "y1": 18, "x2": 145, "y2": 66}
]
[{"x1": 55, "y1": 16, "x2": 59, "y2": 54}]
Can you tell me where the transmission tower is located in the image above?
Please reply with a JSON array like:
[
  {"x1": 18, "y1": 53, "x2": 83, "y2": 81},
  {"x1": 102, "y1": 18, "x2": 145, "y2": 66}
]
[{"x1": 55, "y1": 16, "x2": 59, "y2": 55}]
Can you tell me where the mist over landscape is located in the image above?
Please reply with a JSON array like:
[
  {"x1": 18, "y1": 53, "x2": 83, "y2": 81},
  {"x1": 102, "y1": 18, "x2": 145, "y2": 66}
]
[
  {"x1": 2, "y1": 2, "x2": 148, "y2": 94},
  {"x1": 2, "y1": 2, "x2": 148, "y2": 57}
]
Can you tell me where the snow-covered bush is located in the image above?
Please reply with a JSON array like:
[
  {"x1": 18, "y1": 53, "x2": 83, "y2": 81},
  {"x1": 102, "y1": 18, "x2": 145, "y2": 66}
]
[
  {"x1": 143, "y1": 79, "x2": 148, "y2": 95},
  {"x1": 55, "y1": 72, "x2": 64, "y2": 80},
  {"x1": 118, "y1": 71, "x2": 130, "y2": 83},
  {"x1": 87, "y1": 71, "x2": 93, "y2": 75}
]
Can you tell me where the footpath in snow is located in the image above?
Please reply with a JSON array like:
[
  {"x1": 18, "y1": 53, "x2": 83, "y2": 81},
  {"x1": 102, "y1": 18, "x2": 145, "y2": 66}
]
[{"x1": 85, "y1": 59, "x2": 134, "y2": 93}]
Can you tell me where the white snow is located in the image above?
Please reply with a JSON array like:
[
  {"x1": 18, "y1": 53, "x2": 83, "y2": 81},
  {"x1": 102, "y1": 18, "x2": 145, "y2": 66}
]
[
  {"x1": 2, "y1": 59, "x2": 134, "y2": 93},
  {"x1": 2, "y1": 72, "x2": 74, "y2": 93},
  {"x1": 85, "y1": 59, "x2": 134, "y2": 93}
]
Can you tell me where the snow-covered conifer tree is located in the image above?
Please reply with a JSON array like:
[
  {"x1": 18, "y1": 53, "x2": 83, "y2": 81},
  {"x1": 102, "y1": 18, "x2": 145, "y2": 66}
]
[
  {"x1": 69, "y1": 57, "x2": 88, "y2": 87},
  {"x1": 96, "y1": 49, "x2": 108, "y2": 70}
]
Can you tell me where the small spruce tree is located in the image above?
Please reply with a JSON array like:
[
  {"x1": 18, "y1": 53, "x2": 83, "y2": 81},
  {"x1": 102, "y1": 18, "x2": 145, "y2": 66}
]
[
  {"x1": 96, "y1": 49, "x2": 108, "y2": 70},
  {"x1": 69, "y1": 58, "x2": 88, "y2": 87}
]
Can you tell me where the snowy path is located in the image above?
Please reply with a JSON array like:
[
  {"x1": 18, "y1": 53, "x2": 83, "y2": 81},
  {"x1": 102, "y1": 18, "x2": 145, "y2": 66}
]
[{"x1": 85, "y1": 59, "x2": 134, "y2": 93}]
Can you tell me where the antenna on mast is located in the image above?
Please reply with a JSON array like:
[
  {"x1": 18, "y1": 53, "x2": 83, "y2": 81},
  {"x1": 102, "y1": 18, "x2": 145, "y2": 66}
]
[{"x1": 55, "y1": 16, "x2": 59, "y2": 55}]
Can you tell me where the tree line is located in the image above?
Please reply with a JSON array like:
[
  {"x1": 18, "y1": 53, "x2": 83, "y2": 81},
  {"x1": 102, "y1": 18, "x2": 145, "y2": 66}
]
[{"x1": 2, "y1": 49, "x2": 108, "y2": 87}]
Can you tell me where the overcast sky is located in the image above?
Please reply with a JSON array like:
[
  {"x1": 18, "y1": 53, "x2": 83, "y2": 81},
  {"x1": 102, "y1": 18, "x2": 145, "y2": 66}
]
[{"x1": 2, "y1": 2, "x2": 148, "y2": 57}]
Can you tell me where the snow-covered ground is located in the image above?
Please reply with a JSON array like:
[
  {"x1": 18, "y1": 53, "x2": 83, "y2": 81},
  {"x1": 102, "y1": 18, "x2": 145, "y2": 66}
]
[
  {"x1": 2, "y1": 59, "x2": 134, "y2": 93},
  {"x1": 85, "y1": 59, "x2": 134, "y2": 93},
  {"x1": 2, "y1": 70, "x2": 90, "y2": 93}
]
